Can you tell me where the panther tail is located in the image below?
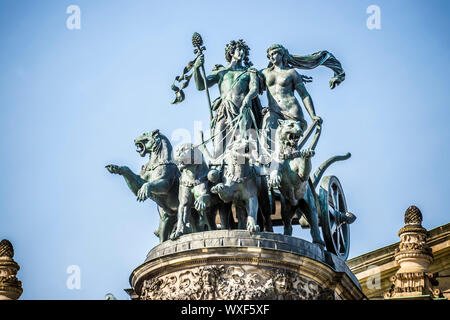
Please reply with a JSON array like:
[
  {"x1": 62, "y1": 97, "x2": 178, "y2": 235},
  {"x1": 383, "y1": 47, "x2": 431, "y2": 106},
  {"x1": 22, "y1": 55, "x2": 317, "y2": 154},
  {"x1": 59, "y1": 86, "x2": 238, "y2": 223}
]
[{"x1": 311, "y1": 152, "x2": 351, "y2": 189}]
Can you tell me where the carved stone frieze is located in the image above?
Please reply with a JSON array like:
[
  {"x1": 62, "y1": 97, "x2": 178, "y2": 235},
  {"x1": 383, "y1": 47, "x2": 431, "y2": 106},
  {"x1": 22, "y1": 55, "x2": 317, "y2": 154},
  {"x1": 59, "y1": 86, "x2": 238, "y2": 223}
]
[
  {"x1": 140, "y1": 265, "x2": 336, "y2": 300},
  {"x1": 129, "y1": 231, "x2": 364, "y2": 300}
]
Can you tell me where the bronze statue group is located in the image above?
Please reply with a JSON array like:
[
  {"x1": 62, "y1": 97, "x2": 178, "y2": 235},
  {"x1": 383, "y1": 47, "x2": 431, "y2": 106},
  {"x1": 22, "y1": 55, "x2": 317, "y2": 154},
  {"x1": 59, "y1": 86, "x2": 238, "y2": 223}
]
[{"x1": 107, "y1": 35, "x2": 356, "y2": 259}]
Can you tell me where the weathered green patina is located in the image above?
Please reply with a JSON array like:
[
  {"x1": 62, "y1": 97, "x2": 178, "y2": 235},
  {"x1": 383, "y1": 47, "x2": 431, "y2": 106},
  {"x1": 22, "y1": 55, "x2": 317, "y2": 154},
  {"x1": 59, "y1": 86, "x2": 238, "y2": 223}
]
[
  {"x1": 192, "y1": 39, "x2": 263, "y2": 157},
  {"x1": 260, "y1": 44, "x2": 344, "y2": 152},
  {"x1": 106, "y1": 34, "x2": 355, "y2": 260},
  {"x1": 171, "y1": 143, "x2": 224, "y2": 239},
  {"x1": 206, "y1": 138, "x2": 272, "y2": 233},
  {"x1": 106, "y1": 130, "x2": 180, "y2": 242}
]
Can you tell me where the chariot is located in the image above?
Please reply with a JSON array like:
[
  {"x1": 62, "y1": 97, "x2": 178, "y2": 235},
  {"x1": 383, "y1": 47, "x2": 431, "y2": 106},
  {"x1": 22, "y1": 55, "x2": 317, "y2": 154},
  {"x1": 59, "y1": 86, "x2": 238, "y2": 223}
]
[
  {"x1": 270, "y1": 175, "x2": 353, "y2": 261},
  {"x1": 107, "y1": 33, "x2": 355, "y2": 262},
  {"x1": 206, "y1": 118, "x2": 355, "y2": 261}
]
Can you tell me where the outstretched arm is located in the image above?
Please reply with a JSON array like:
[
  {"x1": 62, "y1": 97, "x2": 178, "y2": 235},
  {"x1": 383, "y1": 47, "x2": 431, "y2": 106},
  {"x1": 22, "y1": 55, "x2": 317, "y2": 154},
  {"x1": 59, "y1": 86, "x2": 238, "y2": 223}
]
[
  {"x1": 294, "y1": 71, "x2": 321, "y2": 123},
  {"x1": 241, "y1": 69, "x2": 260, "y2": 108},
  {"x1": 105, "y1": 165, "x2": 147, "y2": 196},
  {"x1": 193, "y1": 54, "x2": 219, "y2": 90}
]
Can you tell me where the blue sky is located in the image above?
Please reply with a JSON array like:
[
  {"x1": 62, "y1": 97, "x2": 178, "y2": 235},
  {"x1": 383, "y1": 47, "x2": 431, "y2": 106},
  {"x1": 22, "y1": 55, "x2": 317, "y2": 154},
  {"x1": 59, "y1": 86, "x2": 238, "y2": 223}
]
[{"x1": 0, "y1": 0, "x2": 449, "y2": 299}]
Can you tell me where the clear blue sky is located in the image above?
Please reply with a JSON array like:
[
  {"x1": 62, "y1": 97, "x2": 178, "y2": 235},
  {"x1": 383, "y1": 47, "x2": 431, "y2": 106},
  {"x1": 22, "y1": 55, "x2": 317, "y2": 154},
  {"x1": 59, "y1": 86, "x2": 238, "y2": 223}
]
[{"x1": 0, "y1": 0, "x2": 449, "y2": 299}]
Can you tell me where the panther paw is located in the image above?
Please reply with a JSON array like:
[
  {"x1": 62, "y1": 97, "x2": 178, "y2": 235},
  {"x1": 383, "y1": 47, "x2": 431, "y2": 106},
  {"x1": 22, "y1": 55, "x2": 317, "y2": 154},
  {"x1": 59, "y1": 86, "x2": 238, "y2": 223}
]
[
  {"x1": 170, "y1": 231, "x2": 184, "y2": 241},
  {"x1": 137, "y1": 183, "x2": 151, "y2": 202},
  {"x1": 105, "y1": 164, "x2": 122, "y2": 175},
  {"x1": 247, "y1": 219, "x2": 260, "y2": 233},
  {"x1": 194, "y1": 199, "x2": 207, "y2": 211},
  {"x1": 211, "y1": 183, "x2": 224, "y2": 194}
]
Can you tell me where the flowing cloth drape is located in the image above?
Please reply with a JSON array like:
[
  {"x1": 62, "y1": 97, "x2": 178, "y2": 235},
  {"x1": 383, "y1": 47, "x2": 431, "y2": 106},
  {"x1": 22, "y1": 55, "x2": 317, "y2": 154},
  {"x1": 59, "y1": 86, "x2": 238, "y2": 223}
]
[{"x1": 287, "y1": 50, "x2": 345, "y2": 89}]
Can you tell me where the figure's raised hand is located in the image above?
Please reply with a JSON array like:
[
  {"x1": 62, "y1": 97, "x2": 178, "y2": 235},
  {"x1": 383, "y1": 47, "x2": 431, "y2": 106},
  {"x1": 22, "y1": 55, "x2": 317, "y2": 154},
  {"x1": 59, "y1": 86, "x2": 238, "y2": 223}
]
[
  {"x1": 137, "y1": 182, "x2": 151, "y2": 202},
  {"x1": 241, "y1": 96, "x2": 251, "y2": 109},
  {"x1": 301, "y1": 149, "x2": 315, "y2": 159},
  {"x1": 105, "y1": 164, "x2": 122, "y2": 175},
  {"x1": 194, "y1": 54, "x2": 204, "y2": 69}
]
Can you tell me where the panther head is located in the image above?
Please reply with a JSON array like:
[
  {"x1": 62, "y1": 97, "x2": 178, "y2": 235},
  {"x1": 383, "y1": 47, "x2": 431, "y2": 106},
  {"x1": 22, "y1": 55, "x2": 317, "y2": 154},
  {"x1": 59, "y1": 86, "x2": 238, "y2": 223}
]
[
  {"x1": 134, "y1": 129, "x2": 162, "y2": 157},
  {"x1": 276, "y1": 120, "x2": 303, "y2": 147}
]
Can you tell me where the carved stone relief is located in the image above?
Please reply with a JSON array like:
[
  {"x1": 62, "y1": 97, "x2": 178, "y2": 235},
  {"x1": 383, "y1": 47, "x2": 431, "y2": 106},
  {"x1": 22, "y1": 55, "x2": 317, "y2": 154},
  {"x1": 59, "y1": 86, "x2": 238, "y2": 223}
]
[{"x1": 140, "y1": 265, "x2": 336, "y2": 300}]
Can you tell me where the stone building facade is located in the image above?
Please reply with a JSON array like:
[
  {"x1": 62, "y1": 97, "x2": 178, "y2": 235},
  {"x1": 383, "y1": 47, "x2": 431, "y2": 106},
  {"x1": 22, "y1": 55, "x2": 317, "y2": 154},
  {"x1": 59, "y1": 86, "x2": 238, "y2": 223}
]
[
  {"x1": 1, "y1": 206, "x2": 448, "y2": 300},
  {"x1": 347, "y1": 206, "x2": 449, "y2": 300}
]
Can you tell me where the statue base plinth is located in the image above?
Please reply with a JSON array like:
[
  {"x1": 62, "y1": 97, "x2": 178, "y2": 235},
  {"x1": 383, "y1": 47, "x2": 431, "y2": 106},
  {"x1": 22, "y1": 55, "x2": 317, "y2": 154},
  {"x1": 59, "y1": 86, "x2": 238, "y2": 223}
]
[{"x1": 127, "y1": 230, "x2": 365, "y2": 300}]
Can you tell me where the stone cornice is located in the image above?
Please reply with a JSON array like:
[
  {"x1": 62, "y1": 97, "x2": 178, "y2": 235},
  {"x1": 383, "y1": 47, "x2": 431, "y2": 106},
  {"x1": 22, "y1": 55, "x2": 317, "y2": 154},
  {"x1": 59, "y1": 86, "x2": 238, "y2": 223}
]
[
  {"x1": 347, "y1": 217, "x2": 448, "y2": 300},
  {"x1": 347, "y1": 223, "x2": 449, "y2": 274}
]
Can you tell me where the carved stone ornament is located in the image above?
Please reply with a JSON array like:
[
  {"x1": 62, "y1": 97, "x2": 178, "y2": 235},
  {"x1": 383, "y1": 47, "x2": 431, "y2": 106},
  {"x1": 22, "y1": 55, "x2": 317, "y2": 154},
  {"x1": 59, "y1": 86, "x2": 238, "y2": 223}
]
[
  {"x1": 140, "y1": 265, "x2": 335, "y2": 300},
  {"x1": 0, "y1": 239, "x2": 23, "y2": 300},
  {"x1": 384, "y1": 206, "x2": 442, "y2": 299},
  {"x1": 128, "y1": 230, "x2": 365, "y2": 300}
]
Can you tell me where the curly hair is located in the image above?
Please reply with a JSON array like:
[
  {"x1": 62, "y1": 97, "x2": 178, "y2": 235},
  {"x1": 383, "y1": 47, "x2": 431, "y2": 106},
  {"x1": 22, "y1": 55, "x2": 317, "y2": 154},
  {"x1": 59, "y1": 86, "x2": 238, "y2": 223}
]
[{"x1": 225, "y1": 39, "x2": 252, "y2": 67}]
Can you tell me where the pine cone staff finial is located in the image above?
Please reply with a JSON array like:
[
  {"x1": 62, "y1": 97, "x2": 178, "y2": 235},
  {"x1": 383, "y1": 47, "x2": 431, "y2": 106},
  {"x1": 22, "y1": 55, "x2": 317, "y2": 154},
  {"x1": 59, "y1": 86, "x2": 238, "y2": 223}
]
[
  {"x1": 192, "y1": 32, "x2": 206, "y2": 55},
  {"x1": 192, "y1": 32, "x2": 203, "y2": 48}
]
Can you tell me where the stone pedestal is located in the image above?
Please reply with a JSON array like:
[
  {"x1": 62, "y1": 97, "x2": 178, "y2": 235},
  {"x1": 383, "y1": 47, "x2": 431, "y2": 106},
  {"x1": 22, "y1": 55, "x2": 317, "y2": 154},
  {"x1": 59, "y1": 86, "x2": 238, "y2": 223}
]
[{"x1": 126, "y1": 230, "x2": 365, "y2": 300}]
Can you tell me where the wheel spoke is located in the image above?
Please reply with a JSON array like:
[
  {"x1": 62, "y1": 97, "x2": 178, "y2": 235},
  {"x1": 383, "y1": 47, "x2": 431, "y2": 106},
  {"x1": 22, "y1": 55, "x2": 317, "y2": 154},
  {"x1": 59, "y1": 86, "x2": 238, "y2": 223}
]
[
  {"x1": 328, "y1": 193, "x2": 335, "y2": 209},
  {"x1": 321, "y1": 177, "x2": 349, "y2": 259},
  {"x1": 334, "y1": 187, "x2": 340, "y2": 212},
  {"x1": 332, "y1": 229, "x2": 337, "y2": 251},
  {"x1": 330, "y1": 221, "x2": 336, "y2": 234},
  {"x1": 329, "y1": 209, "x2": 337, "y2": 221},
  {"x1": 338, "y1": 227, "x2": 345, "y2": 254},
  {"x1": 335, "y1": 228, "x2": 340, "y2": 253},
  {"x1": 330, "y1": 187, "x2": 338, "y2": 210}
]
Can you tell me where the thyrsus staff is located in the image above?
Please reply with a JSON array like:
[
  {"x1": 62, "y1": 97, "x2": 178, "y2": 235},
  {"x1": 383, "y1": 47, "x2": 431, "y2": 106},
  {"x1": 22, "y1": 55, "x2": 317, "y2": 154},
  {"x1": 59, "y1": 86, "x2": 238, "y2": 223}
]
[
  {"x1": 171, "y1": 32, "x2": 213, "y2": 121},
  {"x1": 192, "y1": 32, "x2": 213, "y2": 121}
]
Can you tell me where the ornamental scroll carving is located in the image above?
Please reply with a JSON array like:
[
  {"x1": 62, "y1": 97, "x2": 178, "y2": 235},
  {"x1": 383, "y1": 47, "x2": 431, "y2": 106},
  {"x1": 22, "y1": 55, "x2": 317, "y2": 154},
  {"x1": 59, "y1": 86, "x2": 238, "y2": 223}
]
[
  {"x1": 395, "y1": 233, "x2": 432, "y2": 255},
  {"x1": 140, "y1": 265, "x2": 336, "y2": 300}
]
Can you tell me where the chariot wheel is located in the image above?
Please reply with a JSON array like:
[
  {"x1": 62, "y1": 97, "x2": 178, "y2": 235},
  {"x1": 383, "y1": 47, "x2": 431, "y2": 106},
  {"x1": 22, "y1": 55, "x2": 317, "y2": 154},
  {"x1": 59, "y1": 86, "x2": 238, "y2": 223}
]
[{"x1": 319, "y1": 176, "x2": 351, "y2": 260}]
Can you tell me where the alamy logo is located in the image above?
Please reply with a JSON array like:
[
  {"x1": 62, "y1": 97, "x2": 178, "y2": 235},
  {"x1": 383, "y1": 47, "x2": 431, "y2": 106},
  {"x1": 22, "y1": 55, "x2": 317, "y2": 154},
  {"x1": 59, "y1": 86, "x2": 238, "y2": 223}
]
[
  {"x1": 66, "y1": 265, "x2": 81, "y2": 290},
  {"x1": 66, "y1": 5, "x2": 81, "y2": 30},
  {"x1": 366, "y1": 5, "x2": 381, "y2": 30},
  {"x1": 365, "y1": 265, "x2": 381, "y2": 290}
]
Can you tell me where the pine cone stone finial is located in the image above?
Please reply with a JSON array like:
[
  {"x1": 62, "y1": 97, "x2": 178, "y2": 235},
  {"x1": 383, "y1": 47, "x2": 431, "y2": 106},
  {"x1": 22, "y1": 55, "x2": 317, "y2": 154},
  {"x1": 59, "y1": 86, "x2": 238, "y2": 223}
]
[
  {"x1": 404, "y1": 205, "x2": 423, "y2": 225},
  {"x1": 0, "y1": 239, "x2": 14, "y2": 258},
  {"x1": 0, "y1": 239, "x2": 22, "y2": 300}
]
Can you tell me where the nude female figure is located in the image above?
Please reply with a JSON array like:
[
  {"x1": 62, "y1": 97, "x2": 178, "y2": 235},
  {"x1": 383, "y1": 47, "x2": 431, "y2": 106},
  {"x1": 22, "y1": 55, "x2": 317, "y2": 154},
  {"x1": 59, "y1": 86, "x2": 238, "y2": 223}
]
[{"x1": 261, "y1": 44, "x2": 345, "y2": 151}]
